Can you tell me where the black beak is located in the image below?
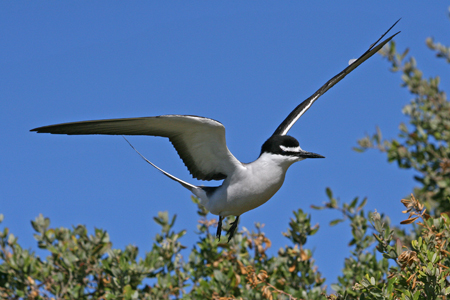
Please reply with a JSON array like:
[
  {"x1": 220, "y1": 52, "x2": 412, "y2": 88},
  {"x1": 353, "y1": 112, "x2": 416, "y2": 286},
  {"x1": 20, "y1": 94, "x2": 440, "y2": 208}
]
[{"x1": 298, "y1": 150, "x2": 325, "y2": 159}]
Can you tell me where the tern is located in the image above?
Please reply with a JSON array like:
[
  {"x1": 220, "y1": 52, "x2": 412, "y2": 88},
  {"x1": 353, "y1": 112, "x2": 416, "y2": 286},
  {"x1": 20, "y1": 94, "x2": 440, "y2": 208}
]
[{"x1": 31, "y1": 21, "x2": 399, "y2": 242}]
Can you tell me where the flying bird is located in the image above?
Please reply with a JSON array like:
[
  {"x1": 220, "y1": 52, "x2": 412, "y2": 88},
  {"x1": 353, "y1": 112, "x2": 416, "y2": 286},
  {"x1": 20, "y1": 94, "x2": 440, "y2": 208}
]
[{"x1": 31, "y1": 21, "x2": 400, "y2": 242}]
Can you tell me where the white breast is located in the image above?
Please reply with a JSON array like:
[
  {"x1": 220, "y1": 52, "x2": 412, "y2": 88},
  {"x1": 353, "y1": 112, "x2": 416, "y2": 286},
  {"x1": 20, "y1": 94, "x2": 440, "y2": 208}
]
[{"x1": 204, "y1": 152, "x2": 300, "y2": 216}]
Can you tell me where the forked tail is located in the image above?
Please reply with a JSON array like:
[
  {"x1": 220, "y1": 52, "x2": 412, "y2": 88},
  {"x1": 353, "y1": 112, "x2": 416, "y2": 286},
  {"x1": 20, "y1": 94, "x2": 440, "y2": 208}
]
[{"x1": 122, "y1": 136, "x2": 198, "y2": 192}]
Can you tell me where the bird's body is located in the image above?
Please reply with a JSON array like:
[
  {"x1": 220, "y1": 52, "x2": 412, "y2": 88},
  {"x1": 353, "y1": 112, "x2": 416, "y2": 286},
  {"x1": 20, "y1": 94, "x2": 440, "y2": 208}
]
[
  {"x1": 31, "y1": 21, "x2": 400, "y2": 241},
  {"x1": 198, "y1": 151, "x2": 297, "y2": 217}
]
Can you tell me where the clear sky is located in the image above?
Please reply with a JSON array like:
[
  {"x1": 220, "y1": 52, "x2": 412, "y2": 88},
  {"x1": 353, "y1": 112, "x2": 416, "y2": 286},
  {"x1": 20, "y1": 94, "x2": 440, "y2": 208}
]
[{"x1": 2, "y1": 1, "x2": 449, "y2": 287}]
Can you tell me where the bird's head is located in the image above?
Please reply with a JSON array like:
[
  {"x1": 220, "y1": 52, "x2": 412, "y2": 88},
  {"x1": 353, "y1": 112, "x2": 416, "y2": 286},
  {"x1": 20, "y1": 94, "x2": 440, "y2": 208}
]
[{"x1": 260, "y1": 135, "x2": 324, "y2": 161}]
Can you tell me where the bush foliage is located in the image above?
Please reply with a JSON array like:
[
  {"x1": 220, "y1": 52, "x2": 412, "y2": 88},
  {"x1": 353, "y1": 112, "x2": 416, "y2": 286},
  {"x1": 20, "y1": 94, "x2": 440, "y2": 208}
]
[{"x1": 2, "y1": 19, "x2": 450, "y2": 300}]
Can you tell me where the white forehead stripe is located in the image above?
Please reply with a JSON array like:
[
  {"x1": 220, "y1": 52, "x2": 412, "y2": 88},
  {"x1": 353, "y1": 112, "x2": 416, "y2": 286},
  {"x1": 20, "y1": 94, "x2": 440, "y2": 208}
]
[{"x1": 280, "y1": 145, "x2": 302, "y2": 152}]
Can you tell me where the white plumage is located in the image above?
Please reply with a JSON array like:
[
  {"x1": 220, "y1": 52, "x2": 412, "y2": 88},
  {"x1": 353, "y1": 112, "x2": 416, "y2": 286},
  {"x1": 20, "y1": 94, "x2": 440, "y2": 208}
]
[{"x1": 31, "y1": 21, "x2": 400, "y2": 241}]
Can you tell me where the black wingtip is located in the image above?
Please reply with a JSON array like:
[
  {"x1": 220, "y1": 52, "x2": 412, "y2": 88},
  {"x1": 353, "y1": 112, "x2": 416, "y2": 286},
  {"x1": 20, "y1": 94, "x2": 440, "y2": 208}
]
[
  {"x1": 29, "y1": 127, "x2": 54, "y2": 134},
  {"x1": 368, "y1": 18, "x2": 401, "y2": 51},
  {"x1": 30, "y1": 127, "x2": 41, "y2": 133},
  {"x1": 271, "y1": 19, "x2": 401, "y2": 137}
]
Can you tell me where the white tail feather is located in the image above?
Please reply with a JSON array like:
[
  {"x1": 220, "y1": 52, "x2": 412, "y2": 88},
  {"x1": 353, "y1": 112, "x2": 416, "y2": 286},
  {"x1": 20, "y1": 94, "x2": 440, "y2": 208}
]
[{"x1": 122, "y1": 136, "x2": 197, "y2": 192}]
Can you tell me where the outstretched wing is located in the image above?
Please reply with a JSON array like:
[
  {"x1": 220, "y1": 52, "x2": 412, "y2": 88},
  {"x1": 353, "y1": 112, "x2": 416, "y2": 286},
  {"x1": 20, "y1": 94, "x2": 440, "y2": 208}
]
[
  {"x1": 273, "y1": 19, "x2": 401, "y2": 136},
  {"x1": 31, "y1": 115, "x2": 243, "y2": 181}
]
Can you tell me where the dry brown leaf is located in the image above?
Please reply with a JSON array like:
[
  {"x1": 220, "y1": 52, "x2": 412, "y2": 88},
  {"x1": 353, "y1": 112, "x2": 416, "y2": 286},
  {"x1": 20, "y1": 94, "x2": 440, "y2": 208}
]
[
  {"x1": 400, "y1": 216, "x2": 419, "y2": 224},
  {"x1": 300, "y1": 248, "x2": 310, "y2": 261},
  {"x1": 257, "y1": 270, "x2": 269, "y2": 282}
]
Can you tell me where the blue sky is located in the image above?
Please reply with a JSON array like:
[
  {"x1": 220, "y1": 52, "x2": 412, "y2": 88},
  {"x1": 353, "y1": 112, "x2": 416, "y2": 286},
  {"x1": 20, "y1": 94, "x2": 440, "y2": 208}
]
[{"x1": 2, "y1": 1, "x2": 449, "y2": 287}]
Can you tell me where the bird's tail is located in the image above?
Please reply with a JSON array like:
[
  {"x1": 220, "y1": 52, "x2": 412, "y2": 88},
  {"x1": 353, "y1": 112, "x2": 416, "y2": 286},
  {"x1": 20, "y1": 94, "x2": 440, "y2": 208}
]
[{"x1": 122, "y1": 136, "x2": 198, "y2": 192}]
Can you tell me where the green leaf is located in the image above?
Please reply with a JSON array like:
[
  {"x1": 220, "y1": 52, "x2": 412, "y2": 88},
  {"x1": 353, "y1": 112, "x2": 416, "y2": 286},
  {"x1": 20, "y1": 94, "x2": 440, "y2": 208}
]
[
  {"x1": 349, "y1": 197, "x2": 358, "y2": 209},
  {"x1": 431, "y1": 252, "x2": 437, "y2": 263},
  {"x1": 123, "y1": 284, "x2": 134, "y2": 298},
  {"x1": 352, "y1": 146, "x2": 365, "y2": 153},
  {"x1": 310, "y1": 205, "x2": 325, "y2": 210},
  {"x1": 7, "y1": 233, "x2": 15, "y2": 245},
  {"x1": 445, "y1": 286, "x2": 450, "y2": 295},
  {"x1": 374, "y1": 218, "x2": 383, "y2": 233},
  {"x1": 213, "y1": 269, "x2": 226, "y2": 283},
  {"x1": 412, "y1": 290, "x2": 421, "y2": 300},
  {"x1": 330, "y1": 284, "x2": 341, "y2": 292},
  {"x1": 357, "y1": 198, "x2": 368, "y2": 210},
  {"x1": 396, "y1": 239, "x2": 403, "y2": 256},
  {"x1": 361, "y1": 278, "x2": 370, "y2": 288},
  {"x1": 329, "y1": 219, "x2": 345, "y2": 226},
  {"x1": 330, "y1": 197, "x2": 338, "y2": 208},
  {"x1": 427, "y1": 251, "x2": 435, "y2": 262}
]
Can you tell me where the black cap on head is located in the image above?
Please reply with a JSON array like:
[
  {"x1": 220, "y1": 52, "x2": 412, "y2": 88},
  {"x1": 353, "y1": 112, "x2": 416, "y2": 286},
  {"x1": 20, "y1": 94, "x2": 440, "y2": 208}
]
[
  {"x1": 260, "y1": 135, "x2": 324, "y2": 158},
  {"x1": 261, "y1": 135, "x2": 298, "y2": 155}
]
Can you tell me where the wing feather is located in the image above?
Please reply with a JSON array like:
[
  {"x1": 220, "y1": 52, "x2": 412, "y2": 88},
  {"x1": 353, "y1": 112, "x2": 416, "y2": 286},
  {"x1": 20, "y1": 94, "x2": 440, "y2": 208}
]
[
  {"x1": 273, "y1": 19, "x2": 401, "y2": 136},
  {"x1": 31, "y1": 115, "x2": 242, "y2": 181}
]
